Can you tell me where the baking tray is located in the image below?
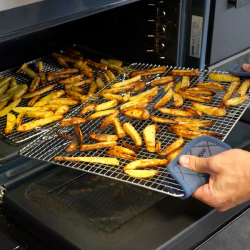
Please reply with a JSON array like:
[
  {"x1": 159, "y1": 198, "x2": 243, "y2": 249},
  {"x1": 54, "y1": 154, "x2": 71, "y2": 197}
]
[{"x1": 20, "y1": 64, "x2": 250, "y2": 197}]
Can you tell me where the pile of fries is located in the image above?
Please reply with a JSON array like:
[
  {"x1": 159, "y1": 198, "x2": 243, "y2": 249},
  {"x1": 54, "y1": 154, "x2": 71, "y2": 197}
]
[
  {"x1": 1, "y1": 47, "x2": 125, "y2": 135},
  {"x1": 54, "y1": 66, "x2": 250, "y2": 180}
]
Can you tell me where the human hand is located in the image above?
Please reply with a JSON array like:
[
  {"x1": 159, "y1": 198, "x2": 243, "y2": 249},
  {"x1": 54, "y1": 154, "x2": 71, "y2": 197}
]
[
  {"x1": 242, "y1": 63, "x2": 250, "y2": 72},
  {"x1": 179, "y1": 149, "x2": 250, "y2": 211}
]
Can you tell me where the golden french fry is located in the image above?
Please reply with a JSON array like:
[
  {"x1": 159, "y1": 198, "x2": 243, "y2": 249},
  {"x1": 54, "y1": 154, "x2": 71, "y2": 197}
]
[
  {"x1": 57, "y1": 57, "x2": 68, "y2": 68},
  {"x1": 105, "y1": 70, "x2": 116, "y2": 80},
  {"x1": 0, "y1": 98, "x2": 21, "y2": 117},
  {"x1": 13, "y1": 107, "x2": 41, "y2": 113},
  {"x1": 23, "y1": 68, "x2": 38, "y2": 79},
  {"x1": 100, "y1": 86, "x2": 134, "y2": 96},
  {"x1": 167, "y1": 147, "x2": 183, "y2": 162},
  {"x1": 86, "y1": 110, "x2": 116, "y2": 121},
  {"x1": 103, "y1": 73, "x2": 110, "y2": 83},
  {"x1": 185, "y1": 87, "x2": 216, "y2": 96},
  {"x1": 74, "y1": 61, "x2": 93, "y2": 72},
  {"x1": 99, "y1": 110, "x2": 119, "y2": 130},
  {"x1": 47, "y1": 74, "x2": 71, "y2": 82},
  {"x1": 143, "y1": 124, "x2": 158, "y2": 152},
  {"x1": 0, "y1": 101, "x2": 8, "y2": 111},
  {"x1": 10, "y1": 78, "x2": 17, "y2": 88},
  {"x1": 158, "y1": 108, "x2": 195, "y2": 117},
  {"x1": 174, "y1": 81, "x2": 182, "y2": 93},
  {"x1": 106, "y1": 59, "x2": 123, "y2": 67},
  {"x1": 28, "y1": 95, "x2": 40, "y2": 107},
  {"x1": 120, "y1": 96, "x2": 152, "y2": 111},
  {"x1": 13, "y1": 84, "x2": 28, "y2": 101},
  {"x1": 130, "y1": 66, "x2": 166, "y2": 77},
  {"x1": 33, "y1": 90, "x2": 65, "y2": 107},
  {"x1": 169, "y1": 69, "x2": 199, "y2": 76},
  {"x1": 129, "y1": 81, "x2": 146, "y2": 92},
  {"x1": 49, "y1": 98, "x2": 79, "y2": 105},
  {"x1": 179, "y1": 91, "x2": 213, "y2": 103},
  {"x1": 52, "y1": 53, "x2": 78, "y2": 63},
  {"x1": 100, "y1": 59, "x2": 124, "y2": 73},
  {"x1": 65, "y1": 90, "x2": 85, "y2": 103},
  {"x1": 59, "y1": 117, "x2": 87, "y2": 127},
  {"x1": 124, "y1": 159, "x2": 168, "y2": 170},
  {"x1": 238, "y1": 79, "x2": 250, "y2": 97},
  {"x1": 180, "y1": 76, "x2": 190, "y2": 90},
  {"x1": 16, "y1": 63, "x2": 28, "y2": 73},
  {"x1": 103, "y1": 93, "x2": 123, "y2": 101},
  {"x1": 82, "y1": 71, "x2": 93, "y2": 78},
  {"x1": 86, "y1": 59, "x2": 107, "y2": 70},
  {"x1": 122, "y1": 102, "x2": 149, "y2": 113},
  {"x1": 54, "y1": 156, "x2": 119, "y2": 166},
  {"x1": 156, "y1": 141, "x2": 161, "y2": 153},
  {"x1": 23, "y1": 84, "x2": 57, "y2": 98},
  {"x1": 111, "y1": 146, "x2": 136, "y2": 156},
  {"x1": 122, "y1": 141, "x2": 139, "y2": 152},
  {"x1": 95, "y1": 99, "x2": 118, "y2": 112},
  {"x1": 74, "y1": 124, "x2": 84, "y2": 144},
  {"x1": 172, "y1": 129, "x2": 223, "y2": 139},
  {"x1": 124, "y1": 169, "x2": 159, "y2": 178},
  {"x1": 128, "y1": 87, "x2": 158, "y2": 101},
  {"x1": 71, "y1": 86, "x2": 86, "y2": 94},
  {"x1": 88, "y1": 133, "x2": 118, "y2": 142},
  {"x1": 167, "y1": 124, "x2": 200, "y2": 131},
  {"x1": 112, "y1": 117, "x2": 126, "y2": 138},
  {"x1": 56, "y1": 131, "x2": 76, "y2": 140},
  {"x1": 65, "y1": 141, "x2": 78, "y2": 152},
  {"x1": 16, "y1": 112, "x2": 24, "y2": 127},
  {"x1": 110, "y1": 76, "x2": 141, "y2": 89},
  {"x1": 173, "y1": 93, "x2": 183, "y2": 108},
  {"x1": 173, "y1": 117, "x2": 214, "y2": 127},
  {"x1": 79, "y1": 141, "x2": 117, "y2": 151},
  {"x1": 191, "y1": 102, "x2": 226, "y2": 116},
  {"x1": 80, "y1": 103, "x2": 97, "y2": 116},
  {"x1": 150, "y1": 116, "x2": 177, "y2": 124},
  {"x1": 209, "y1": 73, "x2": 240, "y2": 82},
  {"x1": 158, "y1": 137, "x2": 184, "y2": 156},
  {"x1": 106, "y1": 150, "x2": 137, "y2": 161},
  {"x1": 17, "y1": 115, "x2": 63, "y2": 132},
  {"x1": 184, "y1": 107, "x2": 202, "y2": 117},
  {"x1": 150, "y1": 76, "x2": 175, "y2": 87},
  {"x1": 121, "y1": 92, "x2": 131, "y2": 103},
  {"x1": 29, "y1": 77, "x2": 40, "y2": 92},
  {"x1": 47, "y1": 68, "x2": 79, "y2": 76},
  {"x1": 96, "y1": 72, "x2": 104, "y2": 79},
  {"x1": 58, "y1": 74, "x2": 83, "y2": 84},
  {"x1": 124, "y1": 109, "x2": 150, "y2": 120},
  {"x1": 163, "y1": 81, "x2": 175, "y2": 92},
  {"x1": 26, "y1": 111, "x2": 54, "y2": 119},
  {"x1": 220, "y1": 81, "x2": 241, "y2": 107},
  {"x1": 123, "y1": 122, "x2": 142, "y2": 146},
  {"x1": 153, "y1": 88, "x2": 173, "y2": 108},
  {"x1": 64, "y1": 48, "x2": 82, "y2": 56},
  {"x1": 195, "y1": 82, "x2": 226, "y2": 90},
  {"x1": 88, "y1": 81, "x2": 97, "y2": 96},
  {"x1": 5, "y1": 113, "x2": 16, "y2": 134},
  {"x1": 96, "y1": 78, "x2": 105, "y2": 90},
  {"x1": 65, "y1": 78, "x2": 93, "y2": 89},
  {"x1": 55, "y1": 104, "x2": 70, "y2": 115},
  {"x1": 39, "y1": 104, "x2": 61, "y2": 111},
  {"x1": 225, "y1": 95, "x2": 249, "y2": 106}
]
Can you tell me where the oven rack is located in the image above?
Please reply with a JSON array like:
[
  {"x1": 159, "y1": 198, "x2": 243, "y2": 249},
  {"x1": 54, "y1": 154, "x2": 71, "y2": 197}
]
[
  {"x1": 0, "y1": 45, "x2": 125, "y2": 145},
  {"x1": 20, "y1": 64, "x2": 250, "y2": 197}
]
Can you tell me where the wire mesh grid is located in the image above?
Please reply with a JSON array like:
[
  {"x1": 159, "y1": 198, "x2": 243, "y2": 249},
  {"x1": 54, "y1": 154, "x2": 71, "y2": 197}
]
[
  {"x1": 20, "y1": 64, "x2": 250, "y2": 197},
  {"x1": 0, "y1": 45, "x2": 123, "y2": 144}
]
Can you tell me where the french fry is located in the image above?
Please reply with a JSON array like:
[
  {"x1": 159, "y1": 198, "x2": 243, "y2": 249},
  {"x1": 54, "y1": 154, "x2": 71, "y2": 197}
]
[
  {"x1": 28, "y1": 95, "x2": 40, "y2": 107},
  {"x1": 103, "y1": 73, "x2": 110, "y2": 83},
  {"x1": 17, "y1": 115, "x2": 63, "y2": 132},
  {"x1": 143, "y1": 124, "x2": 158, "y2": 152},
  {"x1": 122, "y1": 102, "x2": 150, "y2": 113},
  {"x1": 0, "y1": 98, "x2": 21, "y2": 117},
  {"x1": 56, "y1": 131, "x2": 76, "y2": 140},
  {"x1": 47, "y1": 74, "x2": 71, "y2": 82},
  {"x1": 122, "y1": 141, "x2": 139, "y2": 152},
  {"x1": 55, "y1": 104, "x2": 70, "y2": 115},
  {"x1": 124, "y1": 169, "x2": 159, "y2": 178},
  {"x1": 128, "y1": 86, "x2": 158, "y2": 101},
  {"x1": 153, "y1": 88, "x2": 173, "y2": 108},
  {"x1": 65, "y1": 90, "x2": 86, "y2": 103},
  {"x1": 123, "y1": 122, "x2": 142, "y2": 146},
  {"x1": 80, "y1": 103, "x2": 97, "y2": 116},
  {"x1": 54, "y1": 156, "x2": 119, "y2": 166},
  {"x1": 121, "y1": 92, "x2": 131, "y2": 103},
  {"x1": 112, "y1": 146, "x2": 136, "y2": 156},
  {"x1": 86, "y1": 59, "x2": 107, "y2": 70},
  {"x1": 29, "y1": 77, "x2": 41, "y2": 92},
  {"x1": 49, "y1": 98, "x2": 79, "y2": 105},
  {"x1": 64, "y1": 78, "x2": 93, "y2": 89},
  {"x1": 47, "y1": 68, "x2": 79, "y2": 76},
  {"x1": 150, "y1": 116, "x2": 177, "y2": 124},
  {"x1": 112, "y1": 117, "x2": 126, "y2": 138},
  {"x1": 225, "y1": 95, "x2": 249, "y2": 106},
  {"x1": 74, "y1": 61, "x2": 93, "y2": 72},
  {"x1": 110, "y1": 76, "x2": 141, "y2": 89},
  {"x1": 124, "y1": 109, "x2": 150, "y2": 120},
  {"x1": 209, "y1": 73, "x2": 240, "y2": 82},
  {"x1": 100, "y1": 110, "x2": 119, "y2": 130},
  {"x1": 180, "y1": 76, "x2": 190, "y2": 90},
  {"x1": 96, "y1": 72, "x2": 104, "y2": 79},
  {"x1": 172, "y1": 129, "x2": 223, "y2": 139},
  {"x1": 5, "y1": 113, "x2": 16, "y2": 134},
  {"x1": 33, "y1": 90, "x2": 65, "y2": 106},
  {"x1": 163, "y1": 81, "x2": 175, "y2": 92},
  {"x1": 64, "y1": 48, "x2": 82, "y2": 56},
  {"x1": 23, "y1": 68, "x2": 38, "y2": 79},
  {"x1": 65, "y1": 141, "x2": 78, "y2": 152},
  {"x1": 158, "y1": 137, "x2": 184, "y2": 156},
  {"x1": 195, "y1": 82, "x2": 226, "y2": 90},
  {"x1": 220, "y1": 81, "x2": 241, "y2": 107},
  {"x1": 156, "y1": 141, "x2": 161, "y2": 153},
  {"x1": 0, "y1": 101, "x2": 8, "y2": 111},
  {"x1": 10, "y1": 77, "x2": 17, "y2": 88},
  {"x1": 13, "y1": 84, "x2": 28, "y2": 101},
  {"x1": 23, "y1": 84, "x2": 57, "y2": 98},
  {"x1": 16, "y1": 112, "x2": 24, "y2": 127},
  {"x1": 96, "y1": 78, "x2": 105, "y2": 90},
  {"x1": 39, "y1": 104, "x2": 61, "y2": 111},
  {"x1": 130, "y1": 66, "x2": 166, "y2": 77},
  {"x1": 82, "y1": 71, "x2": 93, "y2": 78},
  {"x1": 100, "y1": 59, "x2": 124, "y2": 73},
  {"x1": 191, "y1": 102, "x2": 226, "y2": 116},
  {"x1": 158, "y1": 108, "x2": 195, "y2": 117},
  {"x1": 120, "y1": 96, "x2": 153, "y2": 111},
  {"x1": 74, "y1": 124, "x2": 84, "y2": 144},
  {"x1": 52, "y1": 53, "x2": 78, "y2": 63},
  {"x1": 79, "y1": 141, "x2": 117, "y2": 151},
  {"x1": 238, "y1": 79, "x2": 250, "y2": 97},
  {"x1": 106, "y1": 70, "x2": 116, "y2": 80},
  {"x1": 100, "y1": 86, "x2": 134, "y2": 96},
  {"x1": 71, "y1": 86, "x2": 86, "y2": 94},
  {"x1": 185, "y1": 88, "x2": 216, "y2": 96},
  {"x1": 103, "y1": 93, "x2": 123, "y2": 101},
  {"x1": 179, "y1": 91, "x2": 213, "y2": 103},
  {"x1": 173, "y1": 93, "x2": 183, "y2": 108},
  {"x1": 106, "y1": 149, "x2": 137, "y2": 161},
  {"x1": 150, "y1": 76, "x2": 175, "y2": 87},
  {"x1": 57, "y1": 57, "x2": 68, "y2": 68},
  {"x1": 95, "y1": 99, "x2": 118, "y2": 112},
  {"x1": 88, "y1": 133, "x2": 118, "y2": 142},
  {"x1": 169, "y1": 69, "x2": 199, "y2": 76},
  {"x1": 128, "y1": 81, "x2": 146, "y2": 92},
  {"x1": 59, "y1": 117, "x2": 87, "y2": 126},
  {"x1": 26, "y1": 111, "x2": 55, "y2": 119},
  {"x1": 106, "y1": 59, "x2": 123, "y2": 67},
  {"x1": 65, "y1": 94, "x2": 74, "y2": 100},
  {"x1": 88, "y1": 81, "x2": 98, "y2": 96},
  {"x1": 86, "y1": 110, "x2": 116, "y2": 121},
  {"x1": 58, "y1": 74, "x2": 83, "y2": 84},
  {"x1": 167, "y1": 147, "x2": 183, "y2": 162},
  {"x1": 63, "y1": 51, "x2": 83, "y2": 61},
  {"x1": 167, "y1": 124, "x2": 200, "y2": 131},
  {"x1": 16, "y1": 63, "x2": 28, "y2": 73},
  {"x1": 13, "y1": 106, "x2": 42, "y2": 113},
  {"x1": 174, "y1": 81, "x2": 182, "y2": 93},
  {"x1": 123, "y1": 159, "x2": 168, "y2": 170},
  {"x1": 173, "y1": 117, "x2": 213, "y2": 127},
  {"x1": 184, "y1": 107, "x2": 202, "y2": 117}
]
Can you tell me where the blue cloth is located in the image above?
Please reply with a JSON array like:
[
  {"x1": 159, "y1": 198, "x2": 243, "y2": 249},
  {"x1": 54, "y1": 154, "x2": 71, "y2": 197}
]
[{"x1": 229, "y1": 64, "x2": 250, "y2": 77}]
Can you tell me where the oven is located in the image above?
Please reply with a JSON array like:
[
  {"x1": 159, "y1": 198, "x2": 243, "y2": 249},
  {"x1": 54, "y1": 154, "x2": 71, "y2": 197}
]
[{"x1": 0, "y1": 1, "x2": 250, "y2": 250}]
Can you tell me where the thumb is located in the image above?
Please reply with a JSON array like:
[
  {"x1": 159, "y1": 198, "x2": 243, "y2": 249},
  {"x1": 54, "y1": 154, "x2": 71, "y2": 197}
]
[
  {"x1": 242, "y1": 63, "x2": 250, "y2": 72},
  {"x1": 179, "y1": 155, "x2": 213, "y2": 174}
]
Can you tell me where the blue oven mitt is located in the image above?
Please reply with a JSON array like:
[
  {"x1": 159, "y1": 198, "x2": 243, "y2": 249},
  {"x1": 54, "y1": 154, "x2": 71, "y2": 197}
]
[
  {"x1": 229, "y1": 64, "x2": 250, "y2": 77},
  {"x1": 167, "y1": 136, "x2": 231, "y2": 199}
]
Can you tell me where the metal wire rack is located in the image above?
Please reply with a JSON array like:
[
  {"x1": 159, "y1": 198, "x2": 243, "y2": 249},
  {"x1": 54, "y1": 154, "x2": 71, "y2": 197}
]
[
  {"x1": 0, "y1": 45, "x2": 124, "y2": 145},
  {"x1": 20, "y1": 64, "x2": 250, "y2": 197}
]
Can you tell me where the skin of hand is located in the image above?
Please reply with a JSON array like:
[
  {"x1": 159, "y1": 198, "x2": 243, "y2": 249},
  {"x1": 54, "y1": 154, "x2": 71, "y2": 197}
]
[
  {"x1": 179, "y1": 149, "x2": 250, "y2": 212},
  {"x1": 242, "y1": 63, "x2": 250, "y2": 72}
]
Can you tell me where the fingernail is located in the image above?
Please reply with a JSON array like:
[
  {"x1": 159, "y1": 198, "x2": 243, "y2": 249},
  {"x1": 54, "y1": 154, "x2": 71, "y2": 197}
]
[{"x1": 179, "y1": 156, "x2": 189, "y2": 166}]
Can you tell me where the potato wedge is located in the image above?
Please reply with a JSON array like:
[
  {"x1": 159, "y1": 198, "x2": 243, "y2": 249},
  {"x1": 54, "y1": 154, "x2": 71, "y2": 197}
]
[
  {"x1": 23, "y1": 84, "x2": 57, "y2": 98},
  {"x1": 167, "y1": 147, "x2": 183, "y2": 162},
  {"x1": 130, "y1": 66, "x2": 166, "y2": 77},
  {"x1": 100, "y1": 59, "x2": 124, "y2": 73},
  {"x1": 13, "y1": 106, "x2": 42, "y2": 113},
  {"x1": 49, "y1": 98, "x2": 79, "y2": 105},
  {"x1": 16, "y1": 63, "x2": 28, "y2": 73},
  {"x1": 163, "y1": 81, "x2": 175, "y2": 92},
  {"x1": 16, "y1": 112, "x2": 24, "y2": 127},
  {"x1": 56, "y1": 131, "x2": 76, "y2": 140},
  {"x1": 28, "y1": 95, "x2": 40, "y2": 107},
  {"x1": 65, "y1": 141, "x2": 78, "y2": 152},
  {"x1": 95, "y1": 99, "x2": 118, "y2": 112},
  {"x1": 172, "y1": 129, "x2": 223, "y2": 139},
  {"x1": 128, "y1": 81, "x2": 146, "y2": 92},
  {"x1": 174, "y1": 81, "x2": 182, "y2": 93},
  {"x1": 0, "y1": 98, "x2": 22, "y2": 117},
  {"x1": 184, "y1": 107, "x2": 202, "y2": 117},
  {"x1": 209, "y1": 73, "x2": 240, "y2": 82},
  {"x1": 104, "y1": 70, "x2": 115, "y2": 81},
  {"x1": 71, "y1": 86, "x2": 86, "y2": 94},
  {"x1": 111, "y1": 146, "x2": 137, "y2": 156},
  {"x1": 143, "y1": 124, "x2": 157, "y2": 152},
  {"x1": 0, "y1": 100, "x2": 8, "y2": 111},
  {"x1": 17, "y1": 115, "x2": 63, "y2": 132},
  {"x1": 74, "y1": 124, "x2": 84, "y2": 144},
  {"x1": 158, "y1": 108, "x2": 195, "y2": 117},
  {"x1": 173, "y1": 93, "x2": 183, "y2": 108},
  {"x1": 59, "y1": 117, "x2": 87, "y2": 127},
  {"x1": 110, "y1": 76, "x2": 141, "y2": 89},
  {"x1": 238, "y1": 79, "x2": 250, "y2": 97},
  {"x1": 225, "y1": 95, "x2": 249, "y2": 106},
  {"x1": 106, "y1": 59, "x2": 123, "y2": 67},
  {"x1": 87, "y1": 110, "x2": 116, "y2": 121},
  {"x1": 39, "y1": 104, "x2": 61, "y2": 111},
  {"x1": 179, "y1": 91, "x2": 213, "y2": 103},
  {"x1": 123, "y1": 159, "x2": 168, "y2": 170},
  {"x1": 100, "y1": 86, "x2": 134, "y2": 96},
  {"x1": 124, "y1": 169, "x2": 159, "y2": 178},
  {"x1": 65, "y1": 90, "x2": 85, "y2": 103},
  {"x1": 40, "y1": 72, "x2": 47, "y2": 85},
  {"x1": 5, "y1": 113, "x2": 16, "y2": 134},
  {"x1": 106, "y1": 150, "x2": 137, "y2": 161},
  {"x1": 58, "y1": 74, "x2": 83, "y2": 84},
  {"x1": 122, "y1": 141, "x2": 139, "y2": 152},
  {"x1": 74, "y1": 61, "x2": 93, "y2": 72},
  {"x1": 128, "y1": 87, "x2": 158, "y2": 101},
  {"x1": 23, "y1": 68, "x2": 38, "y2": 79},
  {"x1": 96, "y1": 77, "x2": 105, "y2": 90},
  {"x1": 121, "y1": 92, "x2": 130, "y2": 103},
  {"x1": 173, "y1": 117, "x2": 213, "y2": 127},
  {"x1": 29, "y1": 77, "x2": 41, "y2": 92},
  {"x1": 103, "y1": 93, "x2": 123, "y2": 101},
  {"x1": 150, "y1": 116, "x2": 177, "y2": 124},
  {"x1": 64, "y1": 78, "x2": 93, "y2": 89},
  {"x1": 191, "y1": 102, "x2": 226, "y2": 116},
  {"x1": 47, "y1": 73, "x2": 71, "y2": 82},
  {"x1": 169, "y1": 69, "x2": 199, "y2": 76},
  {"x1": 54, "y1": 156, "x2": 119, "y2": 166},
  {"x1": 47, "y1": 68, "x2": 79, "y2": 76},
  {"x1": 57, "y1": 57, "x2": 68, "y2": 68},
  {"x1": 52, "y1": 53, "x2": 78, "y2": 63},
  {"x1": 103, "y1": 73, "x2": 110, "y2": 83},
  {"x1": 195, "y1": 82, "x2": 226, "y2": 90},
  {"x1": 88, "y1": 133, "x2": 118, "y2": 142},
  {"x1": 150, "y1": 76, "x2": 175, "y2": 87},
  {"x1": 86, "y1": 59, "x2": 107, "y2": 70},
  {"x1": 185, "y1": 87, "x2": 216, "y2": 96},
  {"x1": 55, "y1": 105, "x2": 70, "y2": 115},
  {"x1": 112, "y1": 118, "x2": 126, "y2": 138},
  {"x1": 80, "y1": 103, "x2": 97, "y2": 116},
  {"x1": 153, "y1": 88, "x2": 173, "y2": 108},
  {"x1": 79, "y1": 141, "x2": 117, "y2": 151},
  {"x1": 167, "y1": 124, "x2": 200, "y2": 131},
  {"x1": 124, "y1": 109, "x2": 150, "y2": 120},
  {"x1": 122, "y1": 102, "x2": 150, "y2": 113},
  {"x1": 156, "y1": 141, "x2": 161, "y2": 153},
  {"x1": 219, "y1": 81, "x2": 241, "y2": 107},
  {"x1": 100, "y1": 110, "x2": 119, "y2": 130},
  {"x1": 33, "y1": 90, "x2": 65, "y2": 107},
  {"x1": 158, "y1": 137, "x2": 184, "y2": 156},
  {"x1": 26, "y1": 111, "x2": 54, "y2": 119},
  {"x1": 180, "y1": 76, "x2": 190, "y2": 90},
  {"x1": 123, "y1": 122, "x2": 142, "y2": 146},
  {"x1": 120, "y1": 96, "x2": 153, "y2": 111},
  {"x1": 82, "y1": 71, "x2": 93, "y2": 78},
  {"x1": 88, "y1": 81, "x2": 98, "y2": 96}
]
